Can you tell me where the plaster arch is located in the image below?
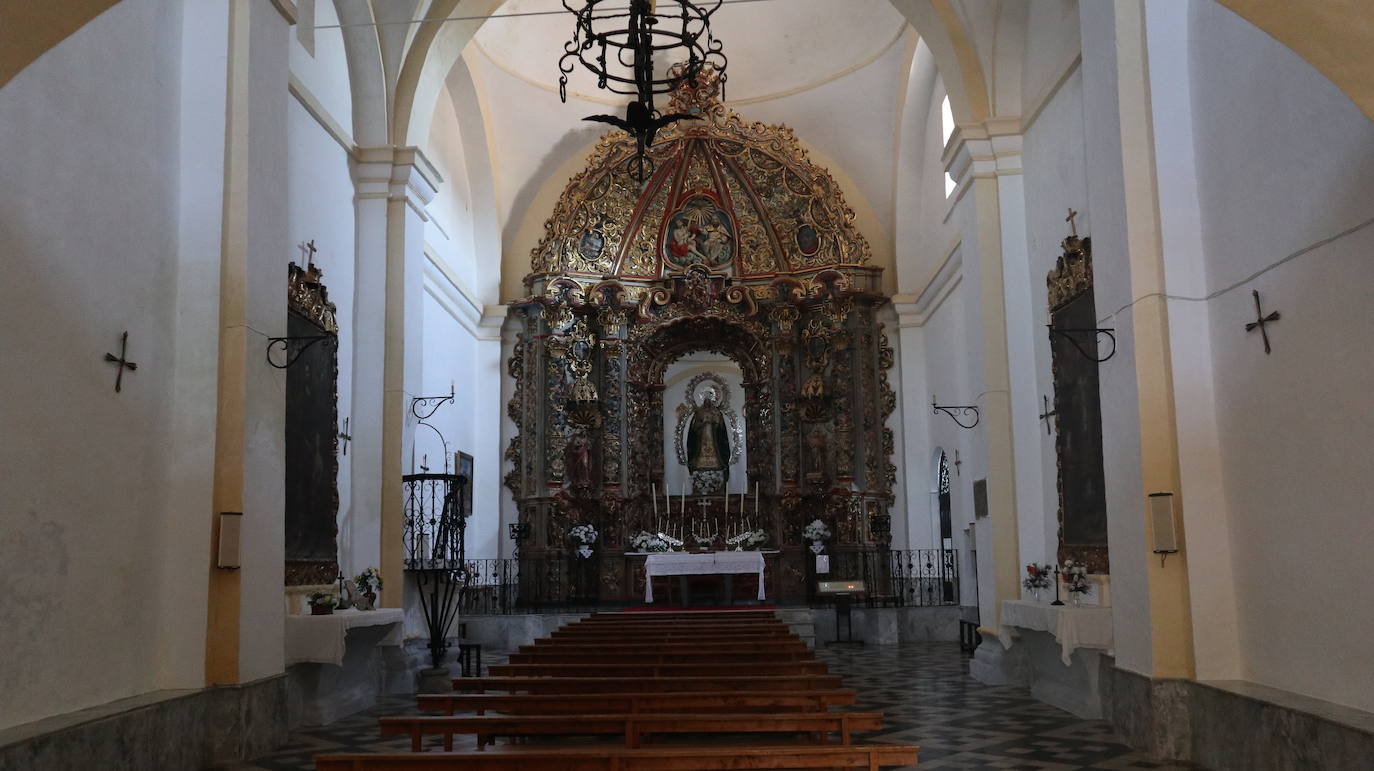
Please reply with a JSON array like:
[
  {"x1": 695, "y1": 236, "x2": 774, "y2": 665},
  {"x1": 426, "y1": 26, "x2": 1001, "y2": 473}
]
[{"x1": 8, "y1": 2, "x2": 1374, "y2": 131}]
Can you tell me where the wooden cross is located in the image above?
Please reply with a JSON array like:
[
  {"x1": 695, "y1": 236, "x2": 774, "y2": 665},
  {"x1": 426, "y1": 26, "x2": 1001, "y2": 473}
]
[
  {"x1": 1065, "y1": 208, "x2": 1079, "y2": 238},
  {"x1": 1038, "y1": 394, "x2": 1057, "y2": 436},
  {"x1": 419, "y1": 454, "x2": 431, "y2": 473},
  {"x1": 338, "y1": 417, "x2": 352, "y2": 456},
  {"x1": 1245, "y1": 289, "x2": 1280, "y2": 355},
  {"x1": 103, "y1": 331, "x2": 138, "y2": 393},
  {"x1": 302, "y1": 239, "x2": 318, "y2": 265}
]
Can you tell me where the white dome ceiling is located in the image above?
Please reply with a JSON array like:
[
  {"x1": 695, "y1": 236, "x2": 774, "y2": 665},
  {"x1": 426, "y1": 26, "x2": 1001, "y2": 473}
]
[{"x1": 473, "y1": 0, "x2": 908, "y2": 103}]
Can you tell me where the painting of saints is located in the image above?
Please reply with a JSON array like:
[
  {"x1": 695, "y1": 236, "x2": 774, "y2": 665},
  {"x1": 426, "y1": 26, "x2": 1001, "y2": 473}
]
[{"x1": 662, "y1": 197, "x2": 735, "y2": 269}]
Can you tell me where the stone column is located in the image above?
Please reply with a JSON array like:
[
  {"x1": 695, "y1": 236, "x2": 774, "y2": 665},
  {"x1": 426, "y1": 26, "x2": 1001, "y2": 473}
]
[
  {"x1": 205, "y1": 0, "x2": 292, "y2": 687},
  {"x1": 359, "y1": 146, "x2": 440, "y2": 607},
  {"x1": 1112, "y1": 0, "x2": 1196, "y2": 681}
]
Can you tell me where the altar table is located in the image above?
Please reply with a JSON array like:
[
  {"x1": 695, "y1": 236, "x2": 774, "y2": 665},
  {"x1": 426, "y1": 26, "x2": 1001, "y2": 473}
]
[
  {"x1": 997, "y1": 599, "x2": 1112, "y2": 666},
  {"x1": 285, "y1": 608, "x2": 405, "y2": 666},
  {"x1": 642, "y1": 551, "x2": 766, "y2": 603}
]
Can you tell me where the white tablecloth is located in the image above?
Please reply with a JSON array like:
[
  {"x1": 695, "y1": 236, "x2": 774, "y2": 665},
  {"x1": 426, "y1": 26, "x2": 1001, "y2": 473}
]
[
  {"x1": 998, "y1": 600, "x2": 1113, "y2": 666},
  {"x1": 285, "y1": 608, "x2": 405, "y2": 666},
  {"x1": 643, "y1": 551, "x2": 767, "y2": 603}
]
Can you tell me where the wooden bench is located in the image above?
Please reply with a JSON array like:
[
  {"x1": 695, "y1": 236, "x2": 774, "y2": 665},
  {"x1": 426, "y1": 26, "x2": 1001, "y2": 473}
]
[
  {"x1": 486, "y1": 660, "x2": 830, "y2": 678},
  {"x1": 453, "y1": 674, "x2": 845, "y2": 694},
  {"x1": 379, "y1": 710, "x2": 887, "y2": 750},
  {"x1": 586, "y1": 611, "x2": 779, "y2": 619},
  {"x1": 415, "y1": 689, "x2": 858, "y2": 716},
  {"x1": 545, "y1": 632, "x2": 795, "y2": 643},
  {"x1": 316, "y1": 742, "x2": 919, "y2": 769},
  {"x1": 522, "y1": 637, "x2": 807, "y2": 648},
  {"x1": 506, "y1": 650, "x2": 817, "y2": 665}
]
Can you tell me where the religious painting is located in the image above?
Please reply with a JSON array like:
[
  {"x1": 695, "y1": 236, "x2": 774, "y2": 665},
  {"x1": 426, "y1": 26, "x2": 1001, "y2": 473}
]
[
  {"x1": 662, "y1": 195, "x2": 735, "y2": 270},
  {"x1": 456, "y1": 451, "x2": 474, "y2": 519},
  {"x1": 796, "y1": 223, "x2": 820, "y2": 256},
  {"x1": 577, "y1": 228, "x2": 605, "y2": 262},
  {"x1": 285, "y1": 261, "x2": 340, "y2": 586},
  {"x1": 1048, "y1": 235, "x2": 1110, "y2": 573}
]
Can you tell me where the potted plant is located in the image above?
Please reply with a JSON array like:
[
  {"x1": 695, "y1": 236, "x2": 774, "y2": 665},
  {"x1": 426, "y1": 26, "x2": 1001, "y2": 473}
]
[
  {"x1": 353, "y1": 567, "x2": 383, "y2": 610},
  {"x1": 307, "y1": 591, "x2": 335, "y2": 615}
]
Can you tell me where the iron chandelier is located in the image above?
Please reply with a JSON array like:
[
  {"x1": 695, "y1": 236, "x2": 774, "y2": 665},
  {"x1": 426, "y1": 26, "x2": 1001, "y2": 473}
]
[{"x1": 559, "y1": 0, "x2": 729, "y2": 182}]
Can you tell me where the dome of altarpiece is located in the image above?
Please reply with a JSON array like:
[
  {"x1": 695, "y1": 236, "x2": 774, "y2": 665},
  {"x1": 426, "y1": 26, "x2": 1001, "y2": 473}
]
[{"x1": 527, "y1": 68, "x2": 879, "y2": 293}]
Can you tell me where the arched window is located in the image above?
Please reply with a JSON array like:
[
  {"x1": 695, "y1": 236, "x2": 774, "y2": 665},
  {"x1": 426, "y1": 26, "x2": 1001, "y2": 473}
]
[{"x1": 941, "y1": 95, "x2": 957, "y2": 197}]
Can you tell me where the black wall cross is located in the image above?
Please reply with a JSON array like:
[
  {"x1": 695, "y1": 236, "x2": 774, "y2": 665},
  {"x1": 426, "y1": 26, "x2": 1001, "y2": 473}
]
[
  {"x1": 1245, "y1": 289, "x2": 1280, "y2": 355},
  {"x1": 338, "y1": 417, "x2": 353, "y2": 456},
  {"x1": 1038, "y1": 394, "x2": 1057, "y2": 436},
  {"x1": 103, "y1": 331, "x2": 138, "y2": 392}
]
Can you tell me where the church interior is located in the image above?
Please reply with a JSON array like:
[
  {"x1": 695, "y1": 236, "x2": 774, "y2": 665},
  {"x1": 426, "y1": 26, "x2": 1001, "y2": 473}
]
[{"x1": 3, "y1": 1, "x2": 1373, "y2": 769}]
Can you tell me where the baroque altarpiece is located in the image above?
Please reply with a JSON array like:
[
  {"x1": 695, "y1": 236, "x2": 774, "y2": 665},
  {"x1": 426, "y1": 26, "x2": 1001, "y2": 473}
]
[{"x1": 504, "y1": 73, "x2": 898, "y2": 602}]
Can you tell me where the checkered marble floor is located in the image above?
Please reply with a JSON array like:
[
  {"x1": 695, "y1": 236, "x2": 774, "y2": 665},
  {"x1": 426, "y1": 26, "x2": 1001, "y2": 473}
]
[{"x1": 223, "y1": 643, "x2": 1203, "y2": 771}]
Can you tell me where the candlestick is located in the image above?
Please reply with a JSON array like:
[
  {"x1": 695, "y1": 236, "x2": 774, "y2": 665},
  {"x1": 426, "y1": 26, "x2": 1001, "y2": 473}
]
[
  {"x1": 754, "y1": 481, "x2": 759, "y2": 516},
  {"x1": 652, "y1": 483, "x2": 659, "y2": 516}
]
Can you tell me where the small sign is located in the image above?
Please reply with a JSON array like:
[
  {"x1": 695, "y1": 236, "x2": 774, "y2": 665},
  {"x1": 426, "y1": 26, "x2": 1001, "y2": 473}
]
[{"x1": 815, "y1": 555, "x2": 830, "y2": 574}]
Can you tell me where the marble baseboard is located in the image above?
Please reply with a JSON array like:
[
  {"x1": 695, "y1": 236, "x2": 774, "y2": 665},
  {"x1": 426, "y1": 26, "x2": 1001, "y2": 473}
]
[
  {"x1": 1105, "y1": 664, "x2": 1374, "y2": 769},
  {"x1": 0, "y1": 675, "x2": 287, "y2": 771},
  {"x1": 810, "y1": 606, "x2": 962, "y2": 645},
  {"x1": 967, "y1": 628, "x2": 1104, "y2": 718}
]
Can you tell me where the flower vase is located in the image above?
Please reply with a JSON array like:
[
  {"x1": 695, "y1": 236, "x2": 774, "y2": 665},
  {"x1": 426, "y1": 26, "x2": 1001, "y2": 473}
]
[
  {"x1": 310, "y1": 603, "x2": 332, "y2": 616},
  {"x1": 809, "y1": 540, "x2": 825, "y2": 555},
  {"x1": 1072, "y1": 593, "x2": 1082, "y2": 607}
]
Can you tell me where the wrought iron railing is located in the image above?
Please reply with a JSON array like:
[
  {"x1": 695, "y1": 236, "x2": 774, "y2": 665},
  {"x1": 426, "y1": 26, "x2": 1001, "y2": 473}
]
[
  {"x1": 452, "y1": 549, "x2": 960, "y2": 616},
  {"x1": 812, "y1": 548, "x2": 960, "y2": 608},
  {"x1": 402, "y1": 473, "x2": 469, "y2": 669}
]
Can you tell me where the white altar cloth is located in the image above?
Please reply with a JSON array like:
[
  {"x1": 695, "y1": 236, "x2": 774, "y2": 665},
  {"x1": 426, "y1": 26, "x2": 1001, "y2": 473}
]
[
  {"x1": 285, "y1": 608, "x2": 405, "y2": 666},
  {"x1": 998, "y1": 600, "x2": 1113, "y2": 666},
  {"x1": 643, "y1": 551, "x2": 766, "y2": 603}
]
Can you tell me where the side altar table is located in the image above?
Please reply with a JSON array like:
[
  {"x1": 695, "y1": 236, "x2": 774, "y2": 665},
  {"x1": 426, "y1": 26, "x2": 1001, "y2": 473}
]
[
  {"x1": 284, "y1": 609, "x2": 406, "y2": 727},
  {"x1": 978, "y1": 599, "x2": 1113, "y2": 719},
  {"x1": 997, "y1": 600, "x2": 1112, "y2": 666},
  {"x1": 639, "y1": 551, "x2": 768, "y2": 604}
]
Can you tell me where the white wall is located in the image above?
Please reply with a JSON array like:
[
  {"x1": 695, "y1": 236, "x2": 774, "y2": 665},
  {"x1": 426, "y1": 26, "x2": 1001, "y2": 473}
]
[
  {"x1": 286, "y1": 94, "x2": 357, "y2": 572},
  {"x1": 0, "y1": 0, "x2": 193, "y2": 730},
  {"x1": 1188, "y1": 0, "x2": 1374, "y2": 713},
  {"x1": 1019, "y1": 65, "x2": 1088, "y2": 570}
]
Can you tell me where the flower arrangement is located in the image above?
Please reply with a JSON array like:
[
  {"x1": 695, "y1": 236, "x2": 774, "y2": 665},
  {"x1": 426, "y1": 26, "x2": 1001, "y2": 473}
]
[
  {"x1": 1061, "y1": 561, "x2": 1091, "y2": 595},
  {"x1": 1022, "y1": 563, "x2": 1054, "y2": 592},
  {"x1": 568, "y1": 523, "x2": 599, "y2": 559},
  {"x1": 693, "y1": 535, "x2": 715, "y2": 550},
  {"x1": 726, "y1": 529, "x2": 768, "y2": 551},
  {"x1": 630, "y1": 531, "x2": 682, "y2": 553},
  {"x1": 307, "y1": 591, "x2": 335, "y2": 615},
  {"x1": 354, "y1": 567, "x2": 383, "y2": 595},
  {"x1": 802, "y1": 519, "x2": 831, "y2": 541}
]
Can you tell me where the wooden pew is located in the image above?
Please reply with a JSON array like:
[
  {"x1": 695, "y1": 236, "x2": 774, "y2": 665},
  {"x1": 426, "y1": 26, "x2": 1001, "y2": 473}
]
[
  {"x1": 415, "y1": 689, "x2": 858, "y2": 717},
  {"x1": 378, "y1": 710, "x2": 887, "y2": 750},
  {"x1": 544, "y1": 631, "x2": 794, "y2": 643},
  {"x1": 506, "y1": 650, "x2": 816, "y2": 664},
  {"x1": 452, "y1": 674, "x2": 844, "y2": 694},
  {"x1": 317, "y1": 743, "x2": 919, "y2": 770},
  {"x1": 519, "y1": 637, "x2": 807, "y2": 648},
  {"x1": 586, "y1": 611, "x2": 779, "y2": 620},
  {"x1": 486, "y1": 660, "x2": 830, "y2": 678}
]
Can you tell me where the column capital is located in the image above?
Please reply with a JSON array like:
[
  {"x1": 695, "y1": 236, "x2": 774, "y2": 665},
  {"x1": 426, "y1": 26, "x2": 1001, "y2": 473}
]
[
  {"x1": 945, "y1": 118, "x2": 1025, "y2": 185},
  {"x1": 354, "y1": 145, "x2": 442, "y2": 218}
]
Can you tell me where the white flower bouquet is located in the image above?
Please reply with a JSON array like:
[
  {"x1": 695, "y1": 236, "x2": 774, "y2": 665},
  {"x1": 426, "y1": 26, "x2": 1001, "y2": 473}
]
[
  {"x1": 630, "y1": 530, "x2": 682, "y2": 552},
  {"x1": 726, "y1": 529, "x2": 768, "y2": 550},
  {"x1": 802, "y1": 519, "x2": 831, "y2": 541},
  {"x1": 568, "y1": 523, "x2": 598, "y2": 545}
]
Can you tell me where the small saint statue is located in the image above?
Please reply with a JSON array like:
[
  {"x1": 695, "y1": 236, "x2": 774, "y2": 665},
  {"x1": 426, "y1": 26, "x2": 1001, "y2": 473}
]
[{"x1": 686, "y1": 386, "x2": 732, "y2": 495}]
